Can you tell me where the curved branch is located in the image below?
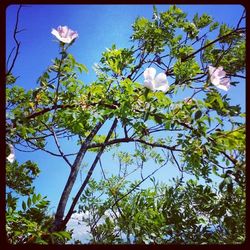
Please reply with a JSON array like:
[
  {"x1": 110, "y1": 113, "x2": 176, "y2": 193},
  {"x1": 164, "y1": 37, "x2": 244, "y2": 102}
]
[
  {"x1": 88, "y1": 137, "x2": 182, "y2": 152},
  {"x1": 177, "y1": 121, "x2": 241, "y2": 166},
  {"x1": 50, "y1": 126, "x2": 73, "y2": 168},
  {"x1": 165, "y1": 27, "x2": 246, "y2": 75},
  {"x1": 6, "y1": 5, "x2": 23, "y2": 76},
  {"x1": 7, "y1": 101, "x2": 117, "y2": 132}
]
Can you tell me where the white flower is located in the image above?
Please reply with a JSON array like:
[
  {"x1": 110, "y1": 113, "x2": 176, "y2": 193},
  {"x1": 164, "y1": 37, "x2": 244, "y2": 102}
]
[
  {"x1": 7, "y1": 144, "x2": 15, "y2": 163},
  {"x1": 143, "y1": 67, "x2": 169, "y2": 93},
  {"x1": 51, "y1": 26, "x2": 78, "y2": 44},
  {"x1": 208, "y1": 66, "x2": 231, "y2": 91}
]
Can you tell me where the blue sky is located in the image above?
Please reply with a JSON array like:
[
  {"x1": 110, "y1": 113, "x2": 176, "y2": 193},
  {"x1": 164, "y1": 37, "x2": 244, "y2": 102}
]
[{"x1": 6, "y1": 4, "x2": 245, "y2": 229}]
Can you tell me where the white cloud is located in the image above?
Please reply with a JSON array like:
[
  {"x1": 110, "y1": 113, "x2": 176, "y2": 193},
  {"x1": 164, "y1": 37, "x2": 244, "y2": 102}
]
[
  {"x1": 66, "y1": 212, "x2": 91, "y2": 244},
  {"x1": 66, "y1": 210, "x2": 122, "y2": 244}
]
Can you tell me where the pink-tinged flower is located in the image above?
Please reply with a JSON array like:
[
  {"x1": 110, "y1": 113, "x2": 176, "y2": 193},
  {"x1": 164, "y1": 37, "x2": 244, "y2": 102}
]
[
  {"x1": 208, "y1": 66, "x2": 231, "y2": 91},
  {"x1": 51, "y1": 26, "x2": 78, "y2": 44},
  {"x1": 7, "y1": 144, "x2": 15, "y2": 163},
  {"x1": 143, "y1": 67, "x2": 169, "y2": 93}
]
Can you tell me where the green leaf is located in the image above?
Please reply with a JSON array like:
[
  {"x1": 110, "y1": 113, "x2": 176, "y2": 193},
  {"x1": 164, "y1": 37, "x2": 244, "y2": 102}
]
[
  {"x1": 20, "y1": 127, "x2": 27, "y2": 138},
  {"x1": 32, "y1": 194, "x2": 37, "y2": 204},
  {"x1": 194, "y1": 110, "x2": 202, "y2": 120},
  {"x1": 22, "y1": 201, "x2": 26, "y2": 211},
  {"x1": 76, "y1": 62, "x2": 88, "y2": 73},
  {"x1": 193, "y1": 13, "x2": 213, "y2": 28},
  {"x1": 209, "y1": 21, "x2": 219, "y2": 32},
  {"x1": 47, "y1": 83, "x2": 55, "y2": 89},
  {"x1": 27, "y1": 197, "x2": 32, "y2": 208},
  {"x1": 37, "y1": 194, "x2": 42, "y2": 200},
  {"x1": 165, "y1": 121, "x2": 171, "y2": 130},
  {"x1": 57, "y1": 231, "x2": 72, "y2": 240}
]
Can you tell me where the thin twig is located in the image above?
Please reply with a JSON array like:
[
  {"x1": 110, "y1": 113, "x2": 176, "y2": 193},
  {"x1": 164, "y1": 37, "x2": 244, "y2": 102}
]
[
  {"x1": 50, "y1": 126, "x2": 73, "y2": 168},
  {"x1": 111, "y1": 160, "x2": 168, "y2": 209},
  {"x1": 6, "y1": 5, "x2": 23, "y2": 75}
]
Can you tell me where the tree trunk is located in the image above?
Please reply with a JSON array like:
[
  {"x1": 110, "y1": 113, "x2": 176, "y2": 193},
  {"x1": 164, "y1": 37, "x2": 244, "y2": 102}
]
[
  {"x1": 59, "y1": 118, "x2": 118, "y2": 230},
  {"x1": 51, "y1": 120, "x2": 106, "y2": 232}
]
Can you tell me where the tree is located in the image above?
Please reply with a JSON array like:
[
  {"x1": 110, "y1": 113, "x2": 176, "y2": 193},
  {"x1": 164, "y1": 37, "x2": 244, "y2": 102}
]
[
  {"x1": 78, "y1": 174, "x2": 245, "y2": 244},
  {"x1": 6, "y1": 5, "x2": 245, "y2": 244}
]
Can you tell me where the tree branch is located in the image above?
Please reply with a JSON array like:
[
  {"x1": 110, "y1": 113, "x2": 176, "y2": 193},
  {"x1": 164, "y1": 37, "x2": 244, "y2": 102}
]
[
  {"x1": 91, "y1": 159, "x2": 168, "y2": 230},
  {"x1": 51, "y1": 118, "x2": 107, "y2": 232},
  {"x1": 88, "y1": 137, "x2": 182, "y2": 152},
  {"x1": 7, "y1": 101, "x2": 118, "y2": 132},
  {"x1": 165, "y1": 27, "x2": 246, "y2": 75},
  {"x1": 50, "y1": 126, "x2": 73, "y2": 168},
  {"x1": 111, "y1": 160, "x2": 167, "y2": 211},
  {"x1": 6, "y1": 5, "x2": 23, "y2": 76},
  {"x1": 60, "y1": 118, "x2": 118, "y2": 230}
]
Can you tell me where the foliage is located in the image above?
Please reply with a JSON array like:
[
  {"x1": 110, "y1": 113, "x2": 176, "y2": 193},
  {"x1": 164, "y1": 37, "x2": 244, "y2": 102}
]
[
  {"x1": 6, "y1": 192, "x2": 72, "y2": 244},
  {"x1": 6, "y1": 5, "x2": 245, "y2": 244},
  {"x1": 78, "y1": 175, "x2": 245, "y2": 244},
  {"x1": 6, "y1": 160, "x2": 40, "y2": 195},
  {"x1": 5, "y1": 156, "x2": 72, "y2": 244}
]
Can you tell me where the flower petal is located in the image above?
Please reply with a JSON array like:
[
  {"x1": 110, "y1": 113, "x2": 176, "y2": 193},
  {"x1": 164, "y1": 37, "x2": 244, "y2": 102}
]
[
  {"x1": 143, "y1": 67, "x2": 156, "y2": 81},
  {"x1": 51, "y1": 26, "x2": 78, "y2": 44},
  {"x1": 217, "y1": 78, "x2": 231, "y2": 91},
  {"x1": 60, "y1": 26, "x2": 69, "y2": 37},
  {"x1": 216, "y1": 68, "x2": 226, "y2": 78},
  {"x1": 7, "y1": 153, "x2": 15, "y2": 163},
  {"x1": 209, "y1": 65, "x2": 230, "y2": 91},
  {"x1": 209, "y1": 65, "x2": 226, "y2": 78},
  {"x1": 208, "y1": 66, "x2": 216, "y2": 75},
  {"x1": 154, "y1": 73, "x2": 169, "y2": 92},
  {"x1": 69, "y1": 31, "x2": 78, "y2": 40},
  {"x1": 155, "y1": 83, "x2": 169, "y2": 93},
  {"x1": 155, "y1": 73, "x2": 167, "y2": 84},
  {"x1": 7, "y1": 144, "x2": 15, "y2": 163},
  {"x1": 210, "y1": 75, "x2": 221, "y2": 86},
  {"x1": 60, "y1": 37, "x2": 73, "y2": 44},
  {"x1": 51, "y1": 28, "x2": 61, "y2": 40},
  {"x1": 143, "y1": 80, "x2": 155, "y2": 91}
]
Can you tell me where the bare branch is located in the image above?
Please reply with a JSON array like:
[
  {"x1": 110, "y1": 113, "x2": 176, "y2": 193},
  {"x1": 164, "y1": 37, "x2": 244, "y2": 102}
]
[
  {"x1": 52, "y1": 47, "x2": 67, "y2": 122},
  {"x1": 170, "y1": 150, "x2": 183, "y2": 173},
  {"x1": 61, "y1": 118, "x2": 118, "y2": 230},
  {"x1": 50, "y1": 126, "x2": 73, "y2": 168},
  {"x1": 111, "y1": 160, "x2": 168, "y2": 210},
  {"x1": 6, "y1": 5, "x2": 23, "y2": 76},
  {"x1": 51, "y1": 118, "x2": 107, "y2": 232},
  {"x1": 99, "y1": 158, "x2": 107, "y2": 180},
  {"x1": 91, "y1": 159, "x2": 168, "y2": 230},
  {"x1": 88, "y1": 137, "x2": 182, "y2": 152}
]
